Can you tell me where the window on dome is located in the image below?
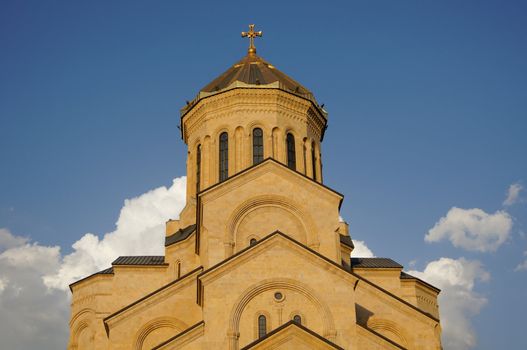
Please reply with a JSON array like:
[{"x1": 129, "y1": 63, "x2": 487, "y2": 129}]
[
  {"x1": 253, "y1": 128, "x2": 264, "y2": 164},
  {"x1": 219, "y1": 132, "x2": 228, "y2": 182},
  {"x1": 286, "y1": 133, "x2": 296, "y2": 170},
  {"x1": 196, "y1": 144, "x2": 201, "y2": 192},
  {"x1": 311, "y1": 142, "x2": 316, "y2": 180}
]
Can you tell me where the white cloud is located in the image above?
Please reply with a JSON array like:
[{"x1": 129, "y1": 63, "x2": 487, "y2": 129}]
[
  {"x1": 0, "y1": 276, "x2": 7, "y2": 293},
  {"x1": 0, "y1": 229, "x2": 67, "y2": 350},
  {"x1": 515, "y1": 250, "x2": 527, "y2": 272},
  {"x1": 425, "y1": 207, "x2": 512, "y2": 252},
  {"x1": 409, "y1": 257, "x2": 489, "y2": 350},
  {"x1": 0, "y1": 228, "x2": 28, "y2": 249},
  {"x1": 351, "y1": 240, "x2": 375, "y2": 257},
  {"x1": 0, "y1": 177, "x2": 187, "y2": 350},
  {"x1": 43, "y1": 177, "x2": 186, "y2": 290},
  {"x1": 503, "y1": 183, "x2": 523, "y2": 206}
]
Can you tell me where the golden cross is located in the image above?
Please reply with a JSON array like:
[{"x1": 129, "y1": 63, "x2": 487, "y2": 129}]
[{"x1": 241, "y1": 24, "x2": 263, "y2": 55}]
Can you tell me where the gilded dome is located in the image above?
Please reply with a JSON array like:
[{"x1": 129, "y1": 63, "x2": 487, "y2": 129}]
[
  {"x1": 181, "y1": 53, "x2": 322, "y2": 117},
  {"x1": 202, "y1": 53, "x2": 312, "y2": 96}
]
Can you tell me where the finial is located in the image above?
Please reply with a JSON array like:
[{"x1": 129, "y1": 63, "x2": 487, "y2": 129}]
[{"x1": 241, "y1": 24, "x2": 262, "y2": 55}]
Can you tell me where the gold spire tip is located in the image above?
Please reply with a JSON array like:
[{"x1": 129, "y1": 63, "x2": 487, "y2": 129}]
[{"x1": 241, "y1": 24, "x2": 262, "y2": 55}]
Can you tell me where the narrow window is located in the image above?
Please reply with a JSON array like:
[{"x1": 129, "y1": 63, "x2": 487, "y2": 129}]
[
  {"x1": 258, "y1": 315, "x2": 267, "y2": 338},
  {"x1": 253, "y1": 128, "x2": 264, "y2": 164},
  {"x1": 250, "y1": 238, "x2": 257, "y2": 246},
  {"x1": 311, "y1": 142, "x2": 317, "y2": 180},
  {"x1": 302, "y1": 143, "x2": 307, "y2": 175},
  {"x1": 196, "y1": 144, "x2": 201, "y2": 192},
  {"x1": 219, "y1": 132, "x2": 228, "y2": 182},
  {"x1": 293, "y1": 315, "x2": 302, "y2": 324},
  {"x1": 286, "y1": 133, "x2": 296, "y2": 170},
  {"x1": 177, "y1": 261, "x2": 181, "y2": 279}
]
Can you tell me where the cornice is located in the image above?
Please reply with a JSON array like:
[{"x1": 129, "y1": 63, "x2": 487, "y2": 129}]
[
  {"x1": 182, "y1": 88, "x2": 326, "y2": 142},
  {"x1": 198, "y1": 158, "x2": 343, "y2": 207},
  {"x1": 103, "y1": 267, "x2": 203, "y2": 333}
]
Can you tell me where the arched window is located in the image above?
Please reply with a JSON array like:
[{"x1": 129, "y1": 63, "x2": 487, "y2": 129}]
[
  {"x1": 286, "y1": 133, "x2": 296, "y2": 170},
  {"x1": 219, "y1": 132, "x2": 228, "y2": 182},
  {"x1": 311, "y1": 142, "x2": 317, "y2": 180},
  {"x1": 293, "y1": 315, "x2": 302, "y2": 324},
  {"x1": 258, "y1": 315, "x2": 267, "y2": 338},
  {"x1": 253, "y1": 128, "x2": 264, "y2": 164},
  {"x1": 250, "y1": 238, "x2": 257, "y2": 246},
  {"x1": 196, "y1": 144, "x2": 201, "y2": 192}
]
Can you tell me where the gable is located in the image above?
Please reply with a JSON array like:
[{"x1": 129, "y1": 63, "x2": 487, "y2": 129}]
[
  {"x1": 241, "y1": 321, "x2": 344, "y2": 350},
  {"x1": 199, "y1": 158, "x2": 342, "y2": 205},
  {"x1": 198, "y1": 231, "x2": 356, "y2": 286},
  {"x1": 196, "y1": 159, "x2": 345, "y2": 266},
  {"x1": 103, "y1": 267, "x2": 203, "y2": 338}
]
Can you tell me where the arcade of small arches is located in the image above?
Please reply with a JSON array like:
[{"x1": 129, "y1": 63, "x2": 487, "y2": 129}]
[{"x1": 189, "y1": 126, "x2": 323, "y2": 196}]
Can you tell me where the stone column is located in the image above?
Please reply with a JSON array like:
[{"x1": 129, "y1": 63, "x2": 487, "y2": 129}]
[
  {"x1": 202, "y1": 136, "x2": 211, "y2": 188},
  {"x1": 235, "y1": 127, "x2": 243, "y2": 174}
]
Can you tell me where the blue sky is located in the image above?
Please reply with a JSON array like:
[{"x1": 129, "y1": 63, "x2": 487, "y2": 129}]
[{"x1": 0, "y1": 1, "x2": 526, "y2": 349}]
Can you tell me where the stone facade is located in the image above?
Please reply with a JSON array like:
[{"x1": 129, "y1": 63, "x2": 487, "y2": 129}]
[{"x1": 68, "y1": 47, "x2": 442, "y2": 349}]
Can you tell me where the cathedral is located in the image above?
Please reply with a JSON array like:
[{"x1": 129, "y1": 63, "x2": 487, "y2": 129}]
[{"x1": 68, "y1": 25, "x2": 442, "y2": 350}]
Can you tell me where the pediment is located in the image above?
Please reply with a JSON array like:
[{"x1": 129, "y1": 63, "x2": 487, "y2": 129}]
[
  {"x1": 241, "y1": 321, "x2": 344, "y2": 350},
  {"x1": 196, "y1": 159, "x2": 345, "y2": 263},
  {"x1": 199, "y1": 158, "x2": 342, "y2": 206},
  {"x1": 198, "y1": 231, "x2": 356, "y2": 286}
]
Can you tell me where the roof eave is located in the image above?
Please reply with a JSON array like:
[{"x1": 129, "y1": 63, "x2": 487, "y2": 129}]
[{"x1": 179, "y1": 86, "x2": 327, "y2": 142}]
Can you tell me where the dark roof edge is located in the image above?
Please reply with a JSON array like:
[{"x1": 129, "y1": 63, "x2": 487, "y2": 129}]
[
  {"x1": 198, "y1": 157, "x2": 344, "y2": 209},
  {"x1": 351, "y1": 257, "x2": 403, "y2": 269},
  {"x1": 69, "y1": 267, "x2": 114, "y2": 292},
  {"x1": 357, "y1": 324, "x2": 407, "y2": 350},
  {"x1": 340, "y1": 235, "x2": 354, "y2": 249},
  {"x1": 198, "y1": 231, "x2": 439, "y2": 323},
  {"x1": 240, "y1": 320, "x2": 345, "y2": 350},
  {"x1": 111, "y1": 256, "x2": 167, "y2": 266},
  {"x1": 152, "y1": 321, "x2": 205, "y2": 350},
  {"x1": 400, "y1": 271, "x2": 441, "y2": 293},
  {"x1": 103, "y1": 266, "x2": 203, "y2": 326},
  {"x1": 165, "y1": 224, "x2": 197, "y2": 247}
]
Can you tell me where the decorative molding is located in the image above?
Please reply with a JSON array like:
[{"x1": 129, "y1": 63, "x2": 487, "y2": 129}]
[
  {"x1": 133, "y1": 316, "x2": 188, "y2": 350},
  {"x1": 228, "y1": 277, "x2": 336, "y2": 350}
]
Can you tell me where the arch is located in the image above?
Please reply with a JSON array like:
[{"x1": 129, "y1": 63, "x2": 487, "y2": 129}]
[
  {"x1": 253, "y1": 310, "x2": 271, "y2": 340},
  {"x1": 202, "y1": 135, "x2": 211, "y2": 188},
  {"x1": 257, "y1": 314, "x2": 267, "y2": 338},
  {"x1": 234, "y1": 126, "x2": 245, "y2": 173},
  {"x1": 219, "y1": 131, "x2": 229, "y2": 182},
  {"x1": 293, "y1": 314, "x2": 302, "y2": 324},
  {"x1": 70, "y1": 322, "x2": 91, "y2": 349},
  {"x1": 289, "y1": 311, "x2": 307, "y2": 325},
  {"x1": 189, "y1": 136, "x2": 202, "y2": 150},
  {"x1": 286, "y1": 133, "x2": 296, "y2": 170},
  {"x1": 226, "y1": 195, "x2": 319, "y2": 251},
  {"x1": 228, "y1": 278, "x2": 335, "y2": 349},
  {"x1": 70, "y1": 308, "x2": 96, "y2": 327},
  {"x1": 70, "y1": 311, "x2": 95, "y2": 350},
  {"x1": 134, "y1": 316, "x2": 188, "y2": 350},
  {"x1": 196, "y1": 144, "x2": 202, "y2": 192},
  {"x1": 367, "y1": 317, "x2": 410, "y2": 348},
  {"x1": 271, "y1": 127, "x2": 281, "y2": 160},
  {"x1": 311, "y1": 141, "x2": 317, "y2": 181},
  {"x1": 252, "y1": 127, "x2": 264, "y2": 165}
]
